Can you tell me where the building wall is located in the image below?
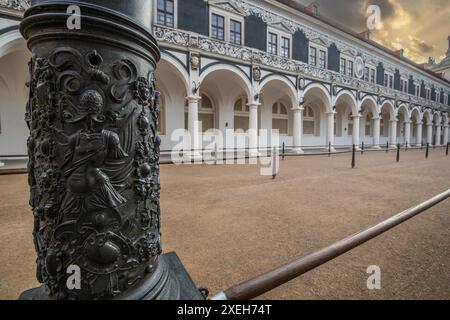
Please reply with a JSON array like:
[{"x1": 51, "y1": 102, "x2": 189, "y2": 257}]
[{"x1": 0, "y1": 49, "x2": 30, "y2": 156}]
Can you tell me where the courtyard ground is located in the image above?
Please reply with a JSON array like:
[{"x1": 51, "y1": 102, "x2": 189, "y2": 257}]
[{"x1": 0, "y1": 148, "x2": 449, "y2": 300}]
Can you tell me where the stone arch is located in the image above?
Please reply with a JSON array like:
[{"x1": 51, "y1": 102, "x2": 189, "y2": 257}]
[{"x1": 200, "y1": 64, "x2": 253, "y2": 101}]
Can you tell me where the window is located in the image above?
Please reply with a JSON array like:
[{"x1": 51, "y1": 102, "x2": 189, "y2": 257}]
[
  {"x1": 364, "y1": 67, "x2": 369, "y2": 82},
  {"x1": 319, "y1": 50, "x2": 326, "y2": 69},
  {"x1": 384, "y1": 73, "x2": 393, "y2": 88},
  {"x1": 340, "y1": 58, "x2": 346, "y2": 75},
  {"x1": 268, "y1": 32, "x2": 278, "y2": 55},
  {"x1": 445, "y1": 94, "x2": 448, "y2": 105},
  {"x1": 415, "y1": 84, "x2": 420, "y2": 96},
  {"x1": 267, "y1": 28, "x2": 292, "y2": 58},
  {"x1": 309, "y1": 47, "x2": 317, "y2": 66},
  {"x1": 365, "y1": 115, "x2": 372, "y2": 136},
  {"x1": 370, "y1": 68, "x2": 375, "y2": 83},
  {"x1": 230, "y1": 19, "x2": 242, "y2": 45},
  {"x1": 281, "y1": 37, "x2": 290, "y2": 58},
  {"x1": 426, "y1": 88, "x2": 431, "y2": 100},
  {"x1": 211, "y1": 14, "x2": 225, "y2": 40},
  {"x1": 303, "y1": 106, "x2": 316, "y2": 135},
  {"x1": 210, "y1": 9, "x2": 244, "y2": 45},
  {"x1": 234, "y1": 98, "x2": 249, "y2": 132},
  {"x1": 347, "y1": 60, "x2": 354, "y2": 77},
  {"x1": 157, "y1": 0, "x2": 175, "y2": 27},
  {"x1": 436, "y1": 92, "x2": 440, "y2": 102},
  {"x1": 272, "y1": 102, "x2": 289, "y2": 135},
  {"x1": 400, "y1": 79, "x2": 408, "y2": 93}
]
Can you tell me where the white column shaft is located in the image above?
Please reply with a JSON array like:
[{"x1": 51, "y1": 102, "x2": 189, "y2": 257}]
[
  {"x1": 404, "y1": 121, "x2": 411, "y2": 146},
  {"x1": 352, "y1": 116, "x2": 360, "y2": 147},
  {"x1": 416, "y1": 123, "x2": 423, "y2": 146},
  {"x1": 373, "y1": 118, "x2": 381, "y2": 147},
  {"x1": 187, "y1": 96, "x2": 200, "y2": 152},
  {"x1": 389, "y1": 120, "x2": 397, "y2": 145},
  {"x1": 326, "y1": 112, "x2": 335, "y2": 150},
  {"x1": 427, "y1": 124, "x2": 433, "y2": 145},
  {"x1": 435, "y1": 125, "x2": 441, "y2": 146},
  {"x1": 248, "y1": 103, "x2": 259, "y2": 154},
  {"x1": 292, "y1": 106, "x2": 304, "y2": 153}
]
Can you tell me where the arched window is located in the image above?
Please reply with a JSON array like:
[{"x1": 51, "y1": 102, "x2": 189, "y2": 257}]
[
  {"x1": 303, "y1": 105, "x2": 316, "y2": 135},
  {"x1": 365, "y1": 114, "x2": 372, "y2": 136},
  {"x1": 272, "y1": 101, "x2": 288, "y2": 135},
  {"x1": 184, "y1": 93, "x2": 216, "y2": 132},
  {"x1": 234, "y1": 97, "x2": 249, "y2": 131}
]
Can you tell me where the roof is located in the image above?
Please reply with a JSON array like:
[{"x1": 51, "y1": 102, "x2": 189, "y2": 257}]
[{"x1": 274, "y1": 0, "x2": 450, "y2": 85}]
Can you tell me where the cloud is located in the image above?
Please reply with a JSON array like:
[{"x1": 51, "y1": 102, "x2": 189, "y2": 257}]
[
  {"x1": 293, "y1": 0, "x2": 449, "y2": 64},
  {"x1": 410, "y1": 37, "x2": 434, "y2": 54}
]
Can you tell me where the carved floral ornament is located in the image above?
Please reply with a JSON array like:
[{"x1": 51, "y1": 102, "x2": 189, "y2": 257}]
[{"x1": 0, "y1": 0, "x2": 30, "y2": 10}]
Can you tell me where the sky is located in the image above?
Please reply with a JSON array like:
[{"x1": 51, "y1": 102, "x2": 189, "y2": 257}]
[{"x1": 295, "y1": 0, "x2": 450, "y2": 64}]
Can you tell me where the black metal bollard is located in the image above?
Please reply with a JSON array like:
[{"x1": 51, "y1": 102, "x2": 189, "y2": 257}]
[
  {"x1": 361, "y1": 142, "x2": 364, "y2": 155},
  {"x1": 396, "y1": 143, "x2": 400, "y2": 162},
  {"x1": 405, "y1": 141, "x2": 408, "y2": 152},
  {"x1": 328, "y1": 142, "x2": 331, "y2": 157},
  {"x1": 446, "y1": 143, "x2": 449, "y2": 156},
  {"x1": 352, "y1": 144, "x2": 356, "y2": 169},
  {"x1": 426, "y1": 143, "x2": 429, "y2": 158},
  {"x1": 282, "y1": 142, "x2": 285, "y2": 160},
  {"x1": 386, "y1": 141, "x2": 389, "y2": 153}
]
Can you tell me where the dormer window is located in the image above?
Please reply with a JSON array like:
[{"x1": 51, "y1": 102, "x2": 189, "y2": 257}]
[
  {"x1": 210, "y1": 8, "x2": 245, "y2": 44},
  {"x1": 400, "y1": 78, "x2": 408, "y2": 93},
  {"x1": 384, "y1": 73, "x2": 393, "y2": 89},
  {"x1": 309, "y1": 42, "x2": 327, "y2": 68},
  {"x1": 267, "y1": 27, "x2": 292, "y2": 58}
]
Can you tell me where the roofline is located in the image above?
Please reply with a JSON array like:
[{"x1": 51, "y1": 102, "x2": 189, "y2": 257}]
[{"x1": 272, "y1": 0, "x2": 450, "y2": 86}]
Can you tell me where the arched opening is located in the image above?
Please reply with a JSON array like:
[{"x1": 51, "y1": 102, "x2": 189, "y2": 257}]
[
  {"x1": 303, "y1": 85, "x2": 331, "y2": 147},
  {"x1": 0, "y1": 32, "x2": 30, "y2": 162},
  {"x1": 360, "y1": 98, "x2": 377, "y2": 145},
  {"x1": 259, "y1": 76, "x2": 297, "y2": 147},
  {"x1": 155, "y1": 55, "x2": 189, "y2": 150},
  {"x1": 380, "y1": 102, "x2": 395, "y2": 144},
  {"x1": 200, "y1": 65, "x2": 252, "y2": 149},
  {"x1": 334, "y1": 92, "x2": 357, "y2": 146},
  {"x1": 396, "y1": 106, "x2": 409, "y2": 144}
]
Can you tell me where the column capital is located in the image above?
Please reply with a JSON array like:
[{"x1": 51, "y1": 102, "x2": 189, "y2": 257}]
[
  {"x1": 186, "y1": 95, "x2": 201, "y2": 102},
  {"x1": 292, "y1": 106, "x2": 304, "y2": 112},
  {"x1": 372, "y1": 116, "x2": 381, "y2": 121},
  {"x1": 326, "y1": 111, "x2": 336, "y2": 115},
  {"x1": 389, "y1": 119, "x2": 398, "y2": 123},
  {"x1": 351, "y1": 114, "x2": 361, "y2": 119},
  {"x1": 247, "y1": 101, "x2": 261, "y2": 109}
]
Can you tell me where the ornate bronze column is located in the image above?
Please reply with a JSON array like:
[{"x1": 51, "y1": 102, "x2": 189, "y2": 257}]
[{"x1": 19, "y1": 0, "x2": 201, "y2": 300}]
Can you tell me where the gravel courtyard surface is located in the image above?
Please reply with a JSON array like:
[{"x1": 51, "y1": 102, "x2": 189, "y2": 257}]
[{"x1": 0, "y1": 148, "x2": 449, "y2": 300}]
